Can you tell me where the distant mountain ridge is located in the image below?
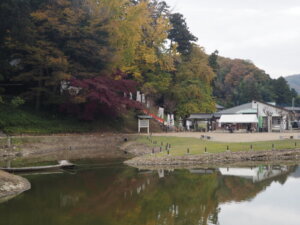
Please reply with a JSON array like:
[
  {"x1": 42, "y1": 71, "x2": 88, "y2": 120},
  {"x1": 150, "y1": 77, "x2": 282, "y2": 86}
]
[{"x1": 285, "y1": 74, "x2": 300, "y2": 94}]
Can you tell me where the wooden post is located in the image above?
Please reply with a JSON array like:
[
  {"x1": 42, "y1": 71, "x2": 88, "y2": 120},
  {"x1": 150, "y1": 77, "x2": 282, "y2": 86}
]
[
  {"x1": 7, "y1": 137, "x2": 11, "y2": 148},
  {"x1": 6, "y1": 160, "x2": 11, "y2": 168},
  {"x1": 187, "y1": 148, "x2": 190, "y2": 154}
]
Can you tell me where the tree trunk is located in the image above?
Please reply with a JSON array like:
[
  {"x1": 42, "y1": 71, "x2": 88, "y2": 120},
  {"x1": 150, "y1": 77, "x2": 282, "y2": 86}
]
[{"x1": 35, "y1": 70, "x2": 42, "y2": 111}]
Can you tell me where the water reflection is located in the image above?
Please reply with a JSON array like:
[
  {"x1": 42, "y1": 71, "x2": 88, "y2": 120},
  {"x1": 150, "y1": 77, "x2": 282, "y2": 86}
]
[
  {"x1": 0, "y1": 162, "x2": 299, "y2": 225},
  {"x1": 219, "y1": 165, "x2": 289, "y2": 183}
]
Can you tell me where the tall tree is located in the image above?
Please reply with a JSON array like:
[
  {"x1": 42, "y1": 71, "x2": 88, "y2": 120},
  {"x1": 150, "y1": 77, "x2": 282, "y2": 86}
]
[
  {"x1": 168, "y1": 13, "x2": 198, "y2": 55},
  {"x1": 208, "y1": 50, "x2": 219, "y2": 73},
  {"x1": 272, "y1": 77, "x2": 297, "y2": 105},
  {"x1": 171, "y1": 45, "x2": 215, "y2": 117}
]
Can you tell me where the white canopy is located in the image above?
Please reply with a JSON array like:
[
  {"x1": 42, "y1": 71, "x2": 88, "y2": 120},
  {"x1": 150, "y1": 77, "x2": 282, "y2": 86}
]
[{"x1": 219, "y1": 114, "x2": 258, "y2": 124}]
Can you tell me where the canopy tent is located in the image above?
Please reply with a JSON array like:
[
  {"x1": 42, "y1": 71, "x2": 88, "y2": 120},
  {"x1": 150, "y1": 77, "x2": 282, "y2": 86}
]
[{"x1": 219, "y1": 114, "x2": 258, "y2": 124}]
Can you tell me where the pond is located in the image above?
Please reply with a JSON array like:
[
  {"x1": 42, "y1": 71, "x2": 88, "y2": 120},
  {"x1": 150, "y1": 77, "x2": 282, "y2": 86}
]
[{"x1": 1, "y1": 159, "x2": 300, "y2": 225}]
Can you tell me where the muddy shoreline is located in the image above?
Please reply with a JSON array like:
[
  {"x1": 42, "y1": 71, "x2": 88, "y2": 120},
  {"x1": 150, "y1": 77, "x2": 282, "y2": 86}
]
[
  {"x1": 0, "y1": 133, "x2": 134, "y2": 162},
  {"x1": 0, "y1": 133, "x2": 133, "y2": 200}
]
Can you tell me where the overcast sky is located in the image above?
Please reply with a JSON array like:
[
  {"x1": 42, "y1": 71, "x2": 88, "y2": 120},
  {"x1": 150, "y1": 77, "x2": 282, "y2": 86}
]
[{"x1": 165, "y1": 0, "x2": 300, "y2": 78}]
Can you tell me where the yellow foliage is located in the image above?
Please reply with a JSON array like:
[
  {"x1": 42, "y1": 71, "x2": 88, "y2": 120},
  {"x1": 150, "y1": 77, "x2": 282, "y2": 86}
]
[
  {"x1": 31, "y1": 12, "x2": 48, "y2": 21},
  {"x1": 72, "y1": 96, "x2": 86, "y2": 104}
]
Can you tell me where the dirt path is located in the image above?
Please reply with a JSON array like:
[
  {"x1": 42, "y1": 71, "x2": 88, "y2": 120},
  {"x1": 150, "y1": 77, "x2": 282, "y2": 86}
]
[{"x1": 150, "y1": 132, "x2": 300, "y2": 142}]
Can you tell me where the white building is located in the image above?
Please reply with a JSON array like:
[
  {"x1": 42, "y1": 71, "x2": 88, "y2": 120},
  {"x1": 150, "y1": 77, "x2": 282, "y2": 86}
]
[{"x1": 217, "y1": 100, "x2": 293, "y2": 132}]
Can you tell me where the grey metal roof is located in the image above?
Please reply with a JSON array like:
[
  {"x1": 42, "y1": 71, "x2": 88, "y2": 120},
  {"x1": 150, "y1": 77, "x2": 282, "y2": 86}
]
[
  {"x1": 218, "y1": 100, "x2": 291, "y2": 115},
  {"x1": 189, "y1": 114, "x2": 214, "y2": 120},
  {"x1": 138, "y1": 115, "x2": 152, "y2": 119},
  {"x1": 285, "y1": 107, "x2": 300, "y2": 111},
  {"x1": 216, "y1": 104, "x2": 224, "y2": 109},
  {"x1": 217, "y1": 102, "x2": 253, "y2": 114}
]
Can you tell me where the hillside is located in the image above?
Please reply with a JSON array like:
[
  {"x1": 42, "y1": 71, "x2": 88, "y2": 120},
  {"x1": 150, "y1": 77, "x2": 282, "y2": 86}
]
[
  {"x1": 285, "y1": 74, "x2": 300, "y2": 94},
  {"x1": 212, "y1": 56, "x2": 296, "y2": 107}
]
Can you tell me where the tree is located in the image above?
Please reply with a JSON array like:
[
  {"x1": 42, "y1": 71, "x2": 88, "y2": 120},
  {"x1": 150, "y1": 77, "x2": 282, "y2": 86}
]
[
  {"x1": 171, "y1": 45, "x2": 215, "y2": 117},
  {"x1": 64, "y1": 71, "x2": 141, "y2": 120},
  {"x1": 168, "y1": 13, "x2": 198, "y2": 55},
  {"x1": 208, "y1": 50, "x2": 219, "y2": 73},
  {"x1": 213, "y1": 57, "x2": 280, "y2": 107},
  {"x1": 272, "y1": 77, "x2": 296, "y2": 105}
]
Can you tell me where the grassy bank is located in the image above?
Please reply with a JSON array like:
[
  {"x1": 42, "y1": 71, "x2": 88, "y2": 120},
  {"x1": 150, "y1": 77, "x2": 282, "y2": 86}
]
[
  {"x1": 138, "y1": 136, "x2": 300, "y2": 156},
  {"x1": 0, "y1": 105, "x2": 140, "y2": 135}
]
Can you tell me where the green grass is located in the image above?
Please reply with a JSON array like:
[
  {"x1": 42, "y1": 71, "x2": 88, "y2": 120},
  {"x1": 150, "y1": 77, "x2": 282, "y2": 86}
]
[
  {"x1": 137, "y1": 136, "x2": 300, "y2": 157},
  {"x1": 0, "y1": 105, "x2": 138, "y2": 135}
]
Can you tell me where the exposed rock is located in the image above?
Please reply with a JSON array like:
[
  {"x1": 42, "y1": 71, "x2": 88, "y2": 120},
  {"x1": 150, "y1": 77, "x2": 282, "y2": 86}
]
[{"x1": 0, "y1": 170, "x2": 30, "y2": 201}]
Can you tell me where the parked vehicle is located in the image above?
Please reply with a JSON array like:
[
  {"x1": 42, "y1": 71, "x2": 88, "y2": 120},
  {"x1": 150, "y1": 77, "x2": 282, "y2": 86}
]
[{"x1": 292, "y1": 121, "x2": 300, "y2": 129}]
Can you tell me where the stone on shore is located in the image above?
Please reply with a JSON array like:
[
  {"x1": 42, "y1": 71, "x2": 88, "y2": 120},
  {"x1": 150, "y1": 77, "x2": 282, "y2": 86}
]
[{"x1": 0, "y1": 170, "x2": 30, "y2": 202}]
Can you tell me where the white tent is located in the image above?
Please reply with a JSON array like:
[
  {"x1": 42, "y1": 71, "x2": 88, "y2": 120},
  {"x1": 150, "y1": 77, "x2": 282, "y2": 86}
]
[{"x1": 219, "y1": 114, "x2": 258, "y2": 124}]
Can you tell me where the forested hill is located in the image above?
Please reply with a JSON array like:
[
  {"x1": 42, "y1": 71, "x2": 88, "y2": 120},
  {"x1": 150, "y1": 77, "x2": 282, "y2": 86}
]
[
  {"x1": 211, "y1": 54, "x2": 298, "y2": 107},
  {"x1": 0, "y1": 0, "x2": 215, "y2": 122},
  {"x1": 285, "y1": 74, "x2": 300, "y2": 94},
  {"x1": 0, "y1": 0, "x2": 298, "y2": 133}
]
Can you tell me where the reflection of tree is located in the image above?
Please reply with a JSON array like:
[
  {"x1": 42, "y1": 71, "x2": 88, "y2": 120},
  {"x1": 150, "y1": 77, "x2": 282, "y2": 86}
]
[{"x1": 0, "y1": 165, "x2": 297, "y2": 225}]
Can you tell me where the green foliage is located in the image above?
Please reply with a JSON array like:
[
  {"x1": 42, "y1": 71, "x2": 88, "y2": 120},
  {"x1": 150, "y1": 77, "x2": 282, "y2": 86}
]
[
  {"x1": 272, "y1": 77, "x2": 297, "y2": 105},
  {"x1": 213, "y1": 57, "x2": 296, "y2": 107},
  {"x1": 0, "y1": 0, "x2": 217, "y2": 129},
  {"x1": 208, "y1": 50, "x2": 219, "y2": 73},
  {"x1": 10, "y1": 96, "x2": 25, "y2": 108},
  {"x1": 170, "y1": 45, "x2": 215, "y2": 116},
  {"x1": 168, "y1": 13, "x2": 198, "y2": 55},
  {"x1": 0, "y1": 105, "x2": 137, "y2": 135}
]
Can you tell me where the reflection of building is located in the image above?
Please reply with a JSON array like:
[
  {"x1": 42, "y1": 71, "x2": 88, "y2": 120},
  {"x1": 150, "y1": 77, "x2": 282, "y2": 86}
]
[
  {"x1": 158, "y1": 169, "x2": 164, "y2": 178},
  {"x1": 290, "y1": 166, "x2": 300, "y2": 178},
  {"x1": 219, "y1": 165, "x2": 288, "y2": 183}
]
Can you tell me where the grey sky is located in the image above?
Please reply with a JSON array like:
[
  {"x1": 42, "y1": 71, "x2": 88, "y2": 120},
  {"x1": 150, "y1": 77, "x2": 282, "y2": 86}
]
[{"x1": 165, "y1": 0, "x2": 300, "y2": 78}]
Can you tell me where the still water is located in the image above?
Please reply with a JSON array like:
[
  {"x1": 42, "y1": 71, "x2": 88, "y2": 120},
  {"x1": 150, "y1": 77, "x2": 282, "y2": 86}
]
[{"x1": 1, "y1": 160, "x2": 300, "y2": 225}]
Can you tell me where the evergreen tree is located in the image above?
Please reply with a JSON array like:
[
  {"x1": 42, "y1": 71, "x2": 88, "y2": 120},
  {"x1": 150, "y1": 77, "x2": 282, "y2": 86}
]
[{"x1": 168, "y1": 13, "x2": 198, "y2": 55}]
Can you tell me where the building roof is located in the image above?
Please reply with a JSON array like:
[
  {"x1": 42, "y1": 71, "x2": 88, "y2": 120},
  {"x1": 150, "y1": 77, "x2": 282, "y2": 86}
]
[
  {"x1": 218, "y1": 100, "x2": 291, "y2": 115},
  {"x1": 216, "y1": 104, "x2": 224, "y2": 109},
  {"x1": 285, "y1": 107, "x2": 300, "y2": 112},
  {"x1": 217, "y1": 102, "x2": 253, "y2": 114},
  {"x1": 138, "y1": 115, "x2": 152, "y2": 119},
  {"x1": 219, "y1": 114, "x2": 258, "y2": 123},
  {"x1": 189, "y1": 114, "x2": 214, "y2": 120}
]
